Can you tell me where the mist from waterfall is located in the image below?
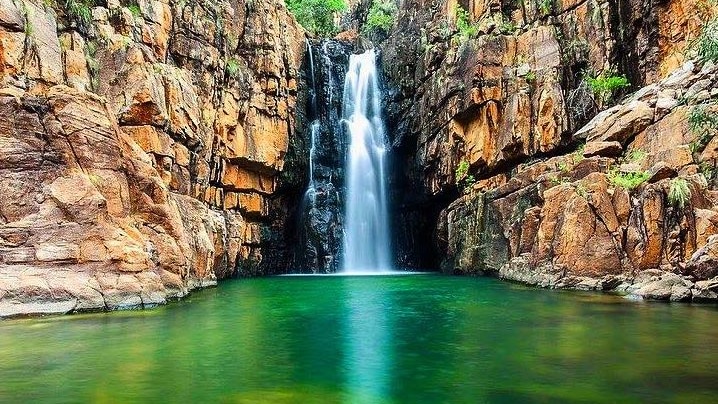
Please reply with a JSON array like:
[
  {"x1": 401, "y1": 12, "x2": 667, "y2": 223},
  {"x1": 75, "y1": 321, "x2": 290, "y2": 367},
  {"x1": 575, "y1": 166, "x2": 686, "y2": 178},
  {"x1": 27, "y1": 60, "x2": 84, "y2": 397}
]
[{"x1": 341, "y1": 49, "x2": 392, "y2": 273}]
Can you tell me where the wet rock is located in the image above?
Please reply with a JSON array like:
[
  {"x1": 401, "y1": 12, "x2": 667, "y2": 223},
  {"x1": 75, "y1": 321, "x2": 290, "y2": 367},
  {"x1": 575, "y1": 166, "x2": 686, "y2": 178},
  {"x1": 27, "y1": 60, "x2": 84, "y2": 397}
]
[
  {"x1": 630, "y1": 271, "x2": 693, "y2": 301},
  {"x1": 692, "y1": 278, "x2": 718, "y2": 302}
]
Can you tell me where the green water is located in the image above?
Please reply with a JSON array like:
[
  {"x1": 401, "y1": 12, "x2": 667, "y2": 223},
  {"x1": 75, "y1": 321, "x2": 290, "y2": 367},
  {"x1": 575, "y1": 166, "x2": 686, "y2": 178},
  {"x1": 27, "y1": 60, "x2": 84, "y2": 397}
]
[{"x1": 1, "y1": 274, "x2": 717, "y2": 403}]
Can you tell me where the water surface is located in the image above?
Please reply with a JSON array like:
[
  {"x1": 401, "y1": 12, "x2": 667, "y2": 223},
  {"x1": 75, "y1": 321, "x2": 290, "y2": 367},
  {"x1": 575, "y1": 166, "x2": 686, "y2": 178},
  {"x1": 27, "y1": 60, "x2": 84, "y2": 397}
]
[{"x1": 1, "y1": 274, "x2": 717, "y2": 403}]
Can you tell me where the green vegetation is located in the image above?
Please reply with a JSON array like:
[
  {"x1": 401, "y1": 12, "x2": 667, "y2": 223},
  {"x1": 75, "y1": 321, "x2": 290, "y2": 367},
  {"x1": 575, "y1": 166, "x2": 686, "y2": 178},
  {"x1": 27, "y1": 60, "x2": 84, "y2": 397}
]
[
  {"x1": 84, "y1": 39, "x2": 100, "y2": 90},
  {"x1": 455, "y1": 5, "x2": 478, "y2": 40},
  {"x1": 285, "y1": 0, "x2": 347, "y2": 37},
  {"x1": 558, "y1": 161, "x2": 570, "y2": 173},
  {"x1": 572, "y1": 143, "x2": 586, "y2": 164},
  {"x1": 606, "y1": 148, "x2": 650, "y2": 190},
  {"x1": 585, "y1": 71, "x2": 630, "y2": 107},
  {"x1": 700, "y1": 161, "x2": 717, "y2": 183},
  {"x1": 127, "y1": 4, "x2": 141, "y2": 18},
  {"x1": 691, "y1": 18, "x2": 718, "y2": 62},
  {"x1": 563, "y1": 39, "x2": 589, "y2": 63},
  {"x1": 363, "y1": 0, "x2": 397, "y2": 35},
  {"x1": 538, "y1": 0, "x2": 554, "y2": 15},
  {"x1": 625, "y1": 149, "x2": 647, "y2": 163},
  {"x1": 575, "y1": 183, "x2": 588, "y2": 198},
  {"x1": 549, "y1": 175, "x2": 567, "y2": 186},
  {"x1": 22, "y1": 2, "x2": 33, "y2": 37},
  {"x1": 455, "y1": 160, "x2": 476, "y2": 192},
  {"x1": 590, "y1": 0, "x2": 604, "y2": 27},
  {"x1": 608, "y1": 169, "x2": 650, "y2": 190},
  {"x1": 668, "y1": 178, "x2": 691, "y2": 209},
  {"x1": 688, "y1": 103, "x2": 718, "y2": 153},
  {"x1": 65, "y1": 0, "x2": 95, "y2": 32},
  {"x1": 498, "y1": 20, "x2": 517, "y2": 35},
  {"x1": 226, "y1": 57, "x2": 241, "y2": 78},
  {"x1": 524, "y1": 70, "x2": 536, "y2": 82}
]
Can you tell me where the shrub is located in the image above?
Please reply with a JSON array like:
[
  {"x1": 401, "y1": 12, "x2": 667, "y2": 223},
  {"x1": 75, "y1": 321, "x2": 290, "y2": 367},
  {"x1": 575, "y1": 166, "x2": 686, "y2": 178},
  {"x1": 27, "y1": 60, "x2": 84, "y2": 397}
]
[
  {"x1": 538, "y1": 0, "x2": 554, "y2": 14},
  {"x1": 65, "y1": 0, "x2": 94, "y2": 32},
  {"x1": 455, "y1": 160, "x2": 476, "y2": 192},
  {"x1": 566, "y1": 80, "x2": 598, "y2": 123},
  {"x1": 363, "y1": 0, "x2": 396, "y2": 35},
  {"x1": 285, "y1": 0, "x2": 347, "y2": 37},
  {"x1": 572, "y1": 143, "x2": 586, "y2": 163},
  {"x1": 575, "y1": 183, "x2": 588, "y2": 198},
  {"x1": 498, "y1": 20, "x2": 517, "y2": 35},
  {"x1": 688, "y1": 103, "x2": 718, "y2": 153},
  {"x1": 608, "y1": 169, "x2": 650, "y2": 190},
  {"x1": 225, "y1": 57, "x2": 241, "y2": 78},
  {"x1": 455, "y1": 5, "x2": 478, "y2": 40},
  {"x1": 585, "y1": 71, "x2": 630, "y2": 107},
  {"x1": 84, "y1": 40, "x2": 100, "y2": 90},
  {"x1": 700, "y1": 161, "x2": 717, "y2": 184},
  {"x1": 21, "y1": 2, "x2": 33, "y2": 37},
  {"x1": 558, "y1": 161, "x2": 569, "y2": 173},
  {"x1": 127, "y1": 4, "x2": 141, "y2": 18},
  {"x1": 625, "y1": 149, "x2": 647, "y2": 163},
  {"x1": 691, "y1": 18, "x2": 718, "y2": 62},
  {"x1": 563, "y1": 39, "x2": 589, "y2": 63},
  {"x1": 668, "y1": 178, "x2": 691, "y2": 209}
]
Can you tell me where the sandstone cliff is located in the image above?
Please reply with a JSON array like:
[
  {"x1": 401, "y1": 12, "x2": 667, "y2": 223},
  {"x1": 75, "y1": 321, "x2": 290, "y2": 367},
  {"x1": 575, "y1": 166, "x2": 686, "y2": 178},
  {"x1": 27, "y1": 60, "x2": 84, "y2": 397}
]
[
  {"x1": 0, "y1": 0, "x2": 305, "y2": 316},
  {"x1": 378, "y1": 0, "x2": 718, "y2": 300}
]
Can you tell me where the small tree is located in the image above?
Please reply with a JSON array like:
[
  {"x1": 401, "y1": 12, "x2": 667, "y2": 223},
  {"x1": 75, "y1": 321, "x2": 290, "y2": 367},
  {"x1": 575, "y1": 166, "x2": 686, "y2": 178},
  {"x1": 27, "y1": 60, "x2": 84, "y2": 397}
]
[
  {"x1": 688, "y1": 103, "x2": 718, "y2": 153},
  {"x1": 285, "y1": 0, "x2": 347, "y2": 37},
  {"x1": 363, "y1": 0, "x2": 397, "y2": 36}
]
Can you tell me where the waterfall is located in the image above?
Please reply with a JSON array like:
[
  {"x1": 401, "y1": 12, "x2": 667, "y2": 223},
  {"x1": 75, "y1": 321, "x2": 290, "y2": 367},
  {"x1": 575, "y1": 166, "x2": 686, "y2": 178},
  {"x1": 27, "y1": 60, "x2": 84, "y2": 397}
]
[
  {"x1": 342, "y1": 49, "x2": 392, "y2": 273},
  {"x1": 305, "y1": 40, "x2": 319, "y2": 206},
  {"x1": 297, "y1": 40, "x2": 345, "y2": 273}
]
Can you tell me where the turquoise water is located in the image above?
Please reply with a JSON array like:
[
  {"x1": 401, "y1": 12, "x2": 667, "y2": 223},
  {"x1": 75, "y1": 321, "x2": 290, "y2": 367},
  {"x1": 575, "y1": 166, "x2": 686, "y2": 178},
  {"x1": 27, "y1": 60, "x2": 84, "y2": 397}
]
[{"x1": 1, "y1": 274, "x2": 717, "y2": 403}]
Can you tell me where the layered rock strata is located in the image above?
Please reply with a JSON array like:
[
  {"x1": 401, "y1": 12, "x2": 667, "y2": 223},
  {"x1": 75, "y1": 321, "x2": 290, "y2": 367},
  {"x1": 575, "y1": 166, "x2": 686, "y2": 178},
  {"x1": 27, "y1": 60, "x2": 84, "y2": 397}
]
[
  {"x1": 439, "y1": 62, "x2": 718, "y2": 301},
  {"x1": 0, "y1": 0, "x2": 304, "y2": 316},
  {"x1": 378, "y1": 0, "x2": 718, "y2": 300}
]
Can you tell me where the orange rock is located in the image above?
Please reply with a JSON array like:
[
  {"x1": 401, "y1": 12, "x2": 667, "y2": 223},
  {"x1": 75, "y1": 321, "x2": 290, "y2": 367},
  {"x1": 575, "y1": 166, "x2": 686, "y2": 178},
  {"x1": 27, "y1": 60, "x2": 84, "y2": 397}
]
[
  {"x1": 123, "y1": 125, "x2": 174, "y2": 157},
  {"x1": 220, "y1": 163, "x2": 274, "y2": 194},
  {"x1": 238, "y1": 193, "x2": 266, "y2": 217}
]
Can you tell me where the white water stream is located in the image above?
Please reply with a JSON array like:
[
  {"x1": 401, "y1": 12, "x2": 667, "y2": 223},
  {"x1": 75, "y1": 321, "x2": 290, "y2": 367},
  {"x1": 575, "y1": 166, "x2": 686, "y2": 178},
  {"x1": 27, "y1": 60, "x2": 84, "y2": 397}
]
[{"x1": 341, "y1": 49, "x2": 392, "y2": 273}]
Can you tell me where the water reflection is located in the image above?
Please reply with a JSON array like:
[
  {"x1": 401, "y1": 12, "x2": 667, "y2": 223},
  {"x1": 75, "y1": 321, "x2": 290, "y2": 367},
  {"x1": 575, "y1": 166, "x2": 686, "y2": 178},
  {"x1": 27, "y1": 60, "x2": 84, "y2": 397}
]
[
  {"x1": 0, "y1": 276, "x2": 717, "y2": 403},
  {"x1": 340, "y1": 278, "x2": 393, "y2": 403}
]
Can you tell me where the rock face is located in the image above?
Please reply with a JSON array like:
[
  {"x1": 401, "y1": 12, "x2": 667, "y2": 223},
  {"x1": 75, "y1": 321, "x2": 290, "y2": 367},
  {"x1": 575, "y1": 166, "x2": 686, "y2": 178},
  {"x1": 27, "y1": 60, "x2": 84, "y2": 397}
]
[
  {"x1": 375, "y1": 0, "x2": 718, "y2": 300},
  {"x1": 435, "y1": 60, "x2": 718, "y2": 301},
  {"x1": 0, "y1": 0, "x2": 305, "y2": 316},
  {"x1": 289, "y1": 40, "x2": 354, "y2": 274},
  {"x1": 1, "y1": 0, "x2": 717, "y2": 314}
]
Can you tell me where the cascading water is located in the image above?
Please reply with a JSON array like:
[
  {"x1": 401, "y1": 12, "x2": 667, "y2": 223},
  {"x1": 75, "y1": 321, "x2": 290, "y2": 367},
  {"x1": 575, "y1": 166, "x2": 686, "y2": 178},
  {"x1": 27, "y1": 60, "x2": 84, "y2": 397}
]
[
  {"x1": 341, "y1": 49, "x2": 392, "y2": 273},
  {"x1": 296, "y1": 43, "x2": 392, "y2": 274},
  {"x1": 296, "y1": 40, "x2": 346, "y2": 273},
  {"x1": 304, "y1": 40, "x2": 319, "y2": 206}
]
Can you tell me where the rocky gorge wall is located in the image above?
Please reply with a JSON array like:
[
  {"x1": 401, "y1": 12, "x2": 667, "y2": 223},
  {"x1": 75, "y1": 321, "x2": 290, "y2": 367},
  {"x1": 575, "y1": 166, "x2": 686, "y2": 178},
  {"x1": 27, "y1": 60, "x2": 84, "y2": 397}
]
[
  {"x1": 0, "y1": 0, "x2": 306, "y2": 316},
  {"x1": 376, "y1": 0, "x2": 718, "y2": 300}
]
